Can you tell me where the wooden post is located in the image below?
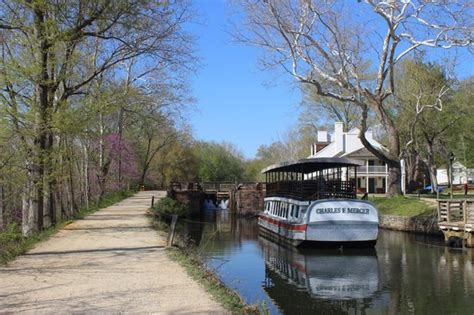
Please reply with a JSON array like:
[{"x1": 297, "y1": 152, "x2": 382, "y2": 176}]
[
  {"x1": 167, "y1": 214, "x2": 178, "y2": 247},
  {"x1": 464, "y1": 200, "x2": 467, "y2": 225},
  {"x1": 447, "y1": 201, "x2": 451, "y2": 223},
  {"x1": 437, "y1": 200, "x2": 441, "y2": 222},
  {"x1": 151, "y1": 196, "x2": 155, "y2": 208}
]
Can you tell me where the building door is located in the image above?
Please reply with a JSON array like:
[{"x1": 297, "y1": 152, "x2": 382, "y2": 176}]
[{"x1": 369, "y1": 178, "x2": 376, "y2": 193}]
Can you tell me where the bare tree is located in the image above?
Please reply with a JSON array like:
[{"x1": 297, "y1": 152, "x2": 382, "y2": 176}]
[{"x1": 235, "y1": 0, "x2": 472, "y2": 196}]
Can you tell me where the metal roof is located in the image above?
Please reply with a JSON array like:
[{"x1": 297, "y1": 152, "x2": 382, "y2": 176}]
[{"x1": 261, "y1": 157, "x2": 363, "y2": 174}]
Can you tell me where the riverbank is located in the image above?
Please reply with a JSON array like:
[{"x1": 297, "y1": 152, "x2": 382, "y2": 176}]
[
  {"x1": 0, "y1": 189, "x2": 135, "y2": 265},
  {"x1": 149, "y1": 207, "x2": 263, "y2": 314},
  {"x1": 0, "y1": 191, "x2": 225, "y2": 313},
  {"x1": 369, "y1": 196, "x2": 441, "y2": 235}
]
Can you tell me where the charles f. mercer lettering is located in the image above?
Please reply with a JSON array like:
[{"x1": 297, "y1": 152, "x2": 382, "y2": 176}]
[{"x1": 316, "y1": 207, "x2": 370, "y2": 215}]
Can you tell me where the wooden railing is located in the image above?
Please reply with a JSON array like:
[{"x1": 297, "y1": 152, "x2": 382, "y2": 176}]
[
  {"x1": 170, "y1": 182, "x2": 263, "y2": 193},
  {"x1": 201, "y1": 182, "x2": 236, "y2": 192},
  {"x1": 438, "y1": 200, "x2": 474, "y2": 228}
]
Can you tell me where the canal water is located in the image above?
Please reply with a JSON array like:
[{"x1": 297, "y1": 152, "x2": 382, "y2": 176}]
[{"x1": 180, "y1": 210, "x2": 474, "y2": 314}]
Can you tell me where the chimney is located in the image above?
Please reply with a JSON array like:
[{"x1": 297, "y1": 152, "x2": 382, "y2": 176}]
[
  {"x1": 366, "y1": 129, "x2": 373, "y2": 140},
  {"x1": 334, "y1": 122, "x2": 344, "y2": 153},
  {"x1": 311, "y1": 130, "x2": 329, "y2": 155}
]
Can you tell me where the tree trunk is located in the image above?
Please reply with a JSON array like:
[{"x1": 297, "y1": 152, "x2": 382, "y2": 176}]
[
  {"x1": 140, "y1": 165, "x2": 149, "y2": 187},
  {"x1": 83, "y1": 144, "x2": 90, "y2": 209},
  {"x1": 423, "y1": 141, "x2": 438, "y2": 194},
  {"x1": 359, "y1": 100, "x2": 402, "y2": 197},
  {"x1": 0, "y1": 185, "x2": 4, "y2": 230},
  {"x1": 387, "y1": 165, "x2": 402, "y2": 197},
  {"x1": 428, "y1": 164, "x2": 438, "y2": 193},
  {"x1": 22, "y1": 181, "x2": 37, "y2": 236}
]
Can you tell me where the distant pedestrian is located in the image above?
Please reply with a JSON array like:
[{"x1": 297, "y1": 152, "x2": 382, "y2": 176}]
[{"x1": 465, "y1": 182, "x2": 469, "y2": 196}]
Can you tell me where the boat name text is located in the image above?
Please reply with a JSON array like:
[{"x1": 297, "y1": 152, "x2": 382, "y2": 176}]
[{"x1": 315, "y1": 207, "x2": 370, "y2": 215}]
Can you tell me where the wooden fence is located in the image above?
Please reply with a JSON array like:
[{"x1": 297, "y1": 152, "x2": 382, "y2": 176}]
[{"x1": 438, "y1": 199, "x2": 474, "y2": 232}]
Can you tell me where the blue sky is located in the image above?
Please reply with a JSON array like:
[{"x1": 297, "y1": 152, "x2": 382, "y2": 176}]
[
  {"x1": 187, "y1": 1, "x2": 302, "y2": 159},
  {"x1": 187, "y1": 1, "x2": 473, "y2": 159}
]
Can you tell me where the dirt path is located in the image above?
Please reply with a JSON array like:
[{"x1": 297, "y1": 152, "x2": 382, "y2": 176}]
[{"x1": 0, "y1": 191, "x2": 225, "y2": 314}]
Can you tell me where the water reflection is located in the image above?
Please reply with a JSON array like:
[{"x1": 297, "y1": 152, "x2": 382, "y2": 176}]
[
  {"x1": 181, "y1": 210, "x2": 474, "y2": 314},
  {"x1": 260, "y1": 236, "x2": 380, "y2": 300}
]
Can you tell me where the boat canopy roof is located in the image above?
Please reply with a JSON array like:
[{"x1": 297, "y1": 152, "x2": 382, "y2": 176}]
[{"x1": 261, "y1": 157, "x2": 363, "y2": 174}]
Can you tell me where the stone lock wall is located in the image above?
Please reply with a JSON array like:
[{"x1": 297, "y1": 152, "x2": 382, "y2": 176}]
[
  {"x1": 231, "y1": 183, "x2": 265, "y2": 216},
  {"x1": 378, "y1": 214, "x2": 441, "y2": 235}
]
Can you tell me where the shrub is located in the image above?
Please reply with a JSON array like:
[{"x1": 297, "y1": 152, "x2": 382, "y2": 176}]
[{"x1": 151, "y1": 197, "x2": 187, "y2": 218}]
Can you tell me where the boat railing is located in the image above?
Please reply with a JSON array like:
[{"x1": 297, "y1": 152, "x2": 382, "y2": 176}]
[{"x1": 266, "y1": 179, "x2": 356, "y2": 200}]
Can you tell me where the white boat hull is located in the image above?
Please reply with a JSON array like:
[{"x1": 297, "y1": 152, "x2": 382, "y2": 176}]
[{"x1": 258, "y1": 198, "x2": 379, "y2": 247}]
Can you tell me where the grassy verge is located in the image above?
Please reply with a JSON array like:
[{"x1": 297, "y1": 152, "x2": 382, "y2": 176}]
[
  {"x1": 371, "y1": 196, "x2": 435, "y2": 217},
  {"x1": 0, "y1": 189, "x2": 135, "y2": 265}
]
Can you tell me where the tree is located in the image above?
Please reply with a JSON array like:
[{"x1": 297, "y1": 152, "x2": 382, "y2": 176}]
[
  {"x1": 235, "y1": 0, "x2": 472, "y2": 196},
  {"x1": 0, "y1": 0, "x2": 194, "y2": 234},
  {"x1": 193, "y1": 142, "x2": 246, "y2": 182},
  {"x1": 131, "y1": 114, "x2": 178, "y2": 187},
  {"x1": 397, "y1": 59, "x2": 458, "y2": 192},
  {"x1": 300, "y1": 82, "x2": 362, "y2": 130}
]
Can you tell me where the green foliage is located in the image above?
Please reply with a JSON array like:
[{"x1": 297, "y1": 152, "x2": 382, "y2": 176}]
[
  {"x1": 372, "y1": 196, "x2": 435, "y2": 217},
  {"x1": 151, "y1": 197, "x2": 187, "y2": 218},
  {"x1": 193, "y1": 141, "x2": 246, "y2": 182},
  {"x1": 0, "y1": 223, "x2": 59, "y2": 265},
  {"x1": 397, "y1": 59, "x2": 473, "y2": 166},
  {"x1": 243, "y1": 159, "x2": 267, "y2": 182}
]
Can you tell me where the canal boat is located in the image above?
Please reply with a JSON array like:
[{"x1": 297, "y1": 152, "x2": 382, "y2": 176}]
[{"x1": 258, "y1": 157, "x2": 379, "y2": 247}]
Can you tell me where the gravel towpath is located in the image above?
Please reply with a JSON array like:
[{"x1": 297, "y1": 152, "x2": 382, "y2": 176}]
[{"x1": 0, "y1": 191, "x2": 225, "y2": 314}]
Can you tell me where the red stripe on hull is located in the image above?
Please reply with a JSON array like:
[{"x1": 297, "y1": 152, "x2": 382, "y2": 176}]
[{"x1": 259, "y1": 214, "x2": 307, "y2": 232}]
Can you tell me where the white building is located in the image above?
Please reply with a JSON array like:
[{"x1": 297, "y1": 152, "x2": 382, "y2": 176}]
[
  {"x1": 309, "y1": 122, "x2": 389, "y2": 194},
  {"x1": 437, "y1": 161, "x2": 474, "y2": 185}
]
